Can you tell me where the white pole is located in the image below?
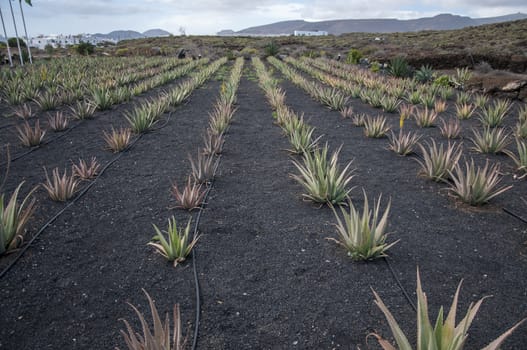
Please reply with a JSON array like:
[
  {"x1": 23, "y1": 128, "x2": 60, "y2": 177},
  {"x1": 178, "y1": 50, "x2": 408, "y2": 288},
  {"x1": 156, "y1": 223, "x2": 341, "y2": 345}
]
[
  {"x1": 0, "y1": 6, "x2": 13, "y2": 67},
  {"x1": 8, "y1": 0, "x2": 23, "y2": 65},
  {"x1": 18, "y1": 0, "x2": 31, "y2": 64}
]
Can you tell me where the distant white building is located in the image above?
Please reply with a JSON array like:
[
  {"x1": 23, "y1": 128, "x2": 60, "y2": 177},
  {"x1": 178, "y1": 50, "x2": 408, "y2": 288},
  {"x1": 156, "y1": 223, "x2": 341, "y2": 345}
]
[
  {"x1": 217, "y1": 30, "x2": 290, "y2": 37},
  {"x1": 28, "y1": 34, "x2": 116, "y2": 50},
  {"x1": 293, "y1": 30, "x2": 328, "y2": 36}
]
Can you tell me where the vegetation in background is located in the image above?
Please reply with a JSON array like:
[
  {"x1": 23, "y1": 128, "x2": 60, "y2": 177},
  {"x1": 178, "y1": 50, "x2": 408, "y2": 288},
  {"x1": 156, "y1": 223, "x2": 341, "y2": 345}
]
[
  {"x1": 75, "y1": 41, "x2": 95, "y2": 56},
  {"x1": 263, "y1": 41, "x2": 280, "y2": 57},
  {"x1": 346, "y1": 48, "x2": 362, "y2": 64}
]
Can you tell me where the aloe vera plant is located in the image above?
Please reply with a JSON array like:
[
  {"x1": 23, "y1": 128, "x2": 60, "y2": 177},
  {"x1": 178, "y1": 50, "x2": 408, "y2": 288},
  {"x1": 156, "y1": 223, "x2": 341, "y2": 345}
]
[
  {"x1": 479, "y1": 99, "x2": 511, "y2": 128},
  {"x1": 416, "y1": 140, "x2": 462, "y2": 182},
  {"x1": 388, "y1": 130, "x2": 421, "y2": 155},
  {"x1": 171, "y1": 177, "x2": 206, "y2": 211},
  {"x1": 331, "y1": 191, "x2": 397, "y2": 261},
  {"x1": 439, "y1": 118, "x2": 461, "y2": 139},
  {"x1": 0, "y1": 183, "x2": 36, "y2": 255},
  {"x1": 505, "y1": 138, "x2": 527, "y2": 178},
  {"x1": 148, "y1": 216, "x2": 198, "y2": 267},
  {"x1": 372, "y1": 269, "x2": 525, "y2": 350},
  {"x1": 470, "y1": 127, "x2": 510, "y2": 154},
  {"x1": 364, "y1": 115, "x2": 390, "y2": 138},
  {"x1": 448, "y1": 159, "x2": 512, "y2": 206},
  {"x1": 16, "y1": 120, "x2": 46, "y2": 147},
  {"x1": 119, "y1": 289, "x2": 186, "y2": 350},
  {"x1": 291, "y1": 144, "x2": 355, "y2": 205},
  {"x1": 414, "y1": 107, "x2": 438, "y2": 127},
  {"x1": 47, "y1": 112, "x2": 69, "y2": 132},
  {"x1": 42, "y1": 167, "x2": 80, "y2": 202},
  {"x1": 103, "y1": 127, "x2": 132, "y2": 153},
  {"x1": 287, "y1": 124, "x2": 322, "y2": 155}
]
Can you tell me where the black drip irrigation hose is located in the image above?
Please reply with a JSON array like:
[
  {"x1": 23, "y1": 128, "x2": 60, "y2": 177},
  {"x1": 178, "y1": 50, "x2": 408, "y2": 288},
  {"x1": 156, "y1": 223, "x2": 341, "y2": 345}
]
[
  {"x1": 190, "y1": 155, "x2": 223, "y2": 350},
  {"x1": 383, "y1": 257, "x2": 417, "y2": 312},
  {"x1": 503, "y1": 207, "x2": 527, "y2": 225},
  {"x1": 0, "y1": 111, "x2": 175, "y2": 280},
  {"x1": 260, "y1": 64, "x2": 420, "y2": 314},
  {"x1": 0, "y1": 120, "x2": 82, "y2": 167},
  {"x1": 0, "y1": 121, "x2": 17, "y2": 131},
  {"x1": 0, "y1": 133, "x2": 145, "y2": 280}
]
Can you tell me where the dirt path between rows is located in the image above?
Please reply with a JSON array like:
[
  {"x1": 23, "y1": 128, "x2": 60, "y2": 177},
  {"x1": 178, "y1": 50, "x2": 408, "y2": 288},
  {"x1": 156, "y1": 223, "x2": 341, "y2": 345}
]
[
  {"x1": 195, "y1": 71, "x2": 527, "y2": 348},
  {"x1": 0, "y1": 77, "x2": 222, "y2": 349},
  {"x1": 0, "y1": 63, "x2": 526, "y2": 349}
]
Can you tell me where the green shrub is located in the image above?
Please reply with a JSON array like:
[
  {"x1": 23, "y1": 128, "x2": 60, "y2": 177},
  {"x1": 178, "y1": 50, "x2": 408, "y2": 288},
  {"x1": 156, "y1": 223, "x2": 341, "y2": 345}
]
[
  {"x1": 7, "y1": 37, "x2": 26, "y2": 48},
  {"x1": 115, "y1": 48, "x2": 129, "y2": 57},
  {"x1": 370, "y1": 61, "x2": 381, "y2": 72},
  {"x1": 44, "y1": 44, "x2": 54, "y2": 55},
  {"x1": 346, "y1": 48, "x2": 362, "y2": 64},
  {"x1": 433, "y1": 75, "x2": 452, "y2": 87},
  {"x1": 75, "y1": 41, "x2": 95, "y2": 55},
  {"x1": 240, "y1": 46, "x2": 258, "y2": 59},
  {"x1": 263, "y1": 41, "x2": 279, "y2": 57}
]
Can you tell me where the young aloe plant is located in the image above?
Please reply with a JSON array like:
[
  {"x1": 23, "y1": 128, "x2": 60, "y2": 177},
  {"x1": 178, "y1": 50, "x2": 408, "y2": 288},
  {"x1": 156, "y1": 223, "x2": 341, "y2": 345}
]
[
  {"x1": 388, "y1": 130, "x2": 421, "y2": 156},
  {"x1": 448, "y1": 159, "x2": 512, "y2": 206},
  {"x1": 505, "y1": 138, "x2": 527, "y2": 178},
  {"x1": 148, "y1": 216, "x2": 198, "y2": 267},
  {"x1": 171, "y1": 177, "x2": 206, "y2": 211},
  {"x1": 0, "y1": 182, "x2": 36, "y2": 255},
  {"x1": 330, "y1": 191, "x2": 397, "y2": 261},
  {"x1": 291, "y1": 144, "x2": 355, "y2": 205},
  {"x1": 371, "y1": 269, "x2": 525, "y2": 350},
  {"x1": 42, "y1": 167, "x2": 80, "y2": 202},
  {"x1": 119, "y1": 289, "x2": 186, "y2": 350}
]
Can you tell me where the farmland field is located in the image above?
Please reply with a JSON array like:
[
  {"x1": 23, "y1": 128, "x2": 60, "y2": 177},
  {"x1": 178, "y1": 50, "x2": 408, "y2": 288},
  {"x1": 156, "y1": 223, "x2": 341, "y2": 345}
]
[{"x1": 0, "y1": 55, "x2": 526, "y2": 349}]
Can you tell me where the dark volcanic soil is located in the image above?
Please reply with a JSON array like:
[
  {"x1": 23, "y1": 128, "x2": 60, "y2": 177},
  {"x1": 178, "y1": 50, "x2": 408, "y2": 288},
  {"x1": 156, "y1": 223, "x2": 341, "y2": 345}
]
[{"x1": 0, "y1": 60, "x2": 526, "y2": 349}]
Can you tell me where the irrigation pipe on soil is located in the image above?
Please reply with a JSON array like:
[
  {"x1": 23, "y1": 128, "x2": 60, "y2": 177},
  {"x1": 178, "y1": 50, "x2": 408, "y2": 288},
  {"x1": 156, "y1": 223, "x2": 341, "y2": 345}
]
[
  {"x1": 0, "y1": 107, "x2": 181, "y2": 279},
  {"x1": 190, "y1": 155, "x2": 223, "y2": 350},
  {"x1": 503, "y1": 207, "x2": 527, "y2": 225},
  {"x1": 1, "y1": 121, "x2": 81, "y2": 166}
]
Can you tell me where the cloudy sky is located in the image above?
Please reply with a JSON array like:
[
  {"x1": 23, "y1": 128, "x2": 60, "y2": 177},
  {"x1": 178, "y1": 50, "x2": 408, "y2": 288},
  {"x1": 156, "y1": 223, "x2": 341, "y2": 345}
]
[{"x1": 1, "y1": 0, "x2": 526, "y2": 36}]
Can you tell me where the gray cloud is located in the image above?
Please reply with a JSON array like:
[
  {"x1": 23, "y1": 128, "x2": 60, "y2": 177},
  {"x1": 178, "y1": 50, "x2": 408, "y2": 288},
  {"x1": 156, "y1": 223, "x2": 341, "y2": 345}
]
[{"x1": 7, "y1": 0, "x2": 527, "y2": 35}]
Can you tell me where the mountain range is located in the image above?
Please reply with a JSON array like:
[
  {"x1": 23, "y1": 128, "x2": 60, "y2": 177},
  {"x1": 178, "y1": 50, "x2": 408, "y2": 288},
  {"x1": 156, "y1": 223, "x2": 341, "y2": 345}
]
[
  {"x1": 219, "y1": 12, "x2": 527, "y2": 36},
  {"x1": 91, "y1": 29, "x2": 172, "y2": 41}
]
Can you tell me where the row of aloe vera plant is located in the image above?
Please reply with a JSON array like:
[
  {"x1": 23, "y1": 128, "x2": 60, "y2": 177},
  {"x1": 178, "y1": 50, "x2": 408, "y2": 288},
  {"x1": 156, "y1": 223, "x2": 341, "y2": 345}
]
[
  {"x1": 21, "y1": 57, "x2": 202, "y2": 116},
  {"x1": 274, "y1": 55, "x2": 524, "y2": 206},
  {"x1": 147, "y1": 56, "x2": 240, "y2": 267},
  {"x1": 118, "y1": 58, "x2": 244, "y2": 350},
  {"x1": 10, "y1": 59, "x2": 206, "y2": 153},
  {"x1": 0, "y1": 56, "x2": 192, "y2": 109},
  {"x1": 295, "y1": 56, "x2": 527, "y2": 142},
  {"x1": 254, "y1": 56, "x2": 394, "y2": 260},
  {"x1": 292, "y1": 56, "x2": 527, "y2": 178},
  {"x1": 295, "y1": 56, "x2": 527, "y2": 132},
  {"x1": 105, "y1": 57, "x2": 227, "y2": 151},
  {"x1": 0, "y1": 58, "x2": 226, "y2": 258},
  {"x1": 254, "y1": 57, "x2": 525, "y2": 349}
]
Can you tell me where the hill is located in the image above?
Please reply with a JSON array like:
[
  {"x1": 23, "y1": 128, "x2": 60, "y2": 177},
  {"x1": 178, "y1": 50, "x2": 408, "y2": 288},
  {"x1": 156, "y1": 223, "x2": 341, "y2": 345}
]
[
  {"x1": 116, "y1": 18, "x2": 527, "y2": 72},
  {"x1": 229, "y1": 13, "x2": 527, "y2": 35},
  {"x1": 92, "y1": 29, "x2": 172, "y2": 42},
  {"x1": 143, "y1": 29, "x2": 172, "y2": 38}
]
